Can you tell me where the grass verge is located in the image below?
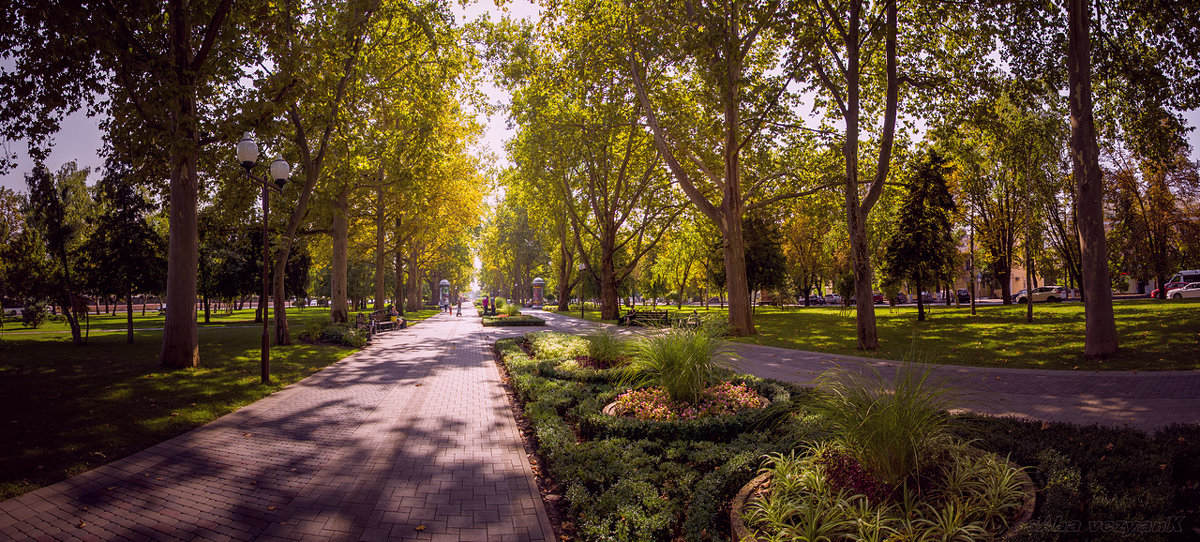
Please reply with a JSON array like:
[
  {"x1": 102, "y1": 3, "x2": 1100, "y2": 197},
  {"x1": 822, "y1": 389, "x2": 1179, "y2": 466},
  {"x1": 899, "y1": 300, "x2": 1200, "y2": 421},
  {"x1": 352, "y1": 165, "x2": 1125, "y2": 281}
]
[
  {"x1": 550, "y1": 300, "x2": 1200, "y2": 370},
  {"x1": 0, "y1": 309, "x2": 357, "y2": 500}
]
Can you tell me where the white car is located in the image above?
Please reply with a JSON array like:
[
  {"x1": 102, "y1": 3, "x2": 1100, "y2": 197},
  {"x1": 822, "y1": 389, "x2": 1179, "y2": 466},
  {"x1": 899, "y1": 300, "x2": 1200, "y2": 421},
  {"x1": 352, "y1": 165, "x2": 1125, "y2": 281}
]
[
  {"x1": 1013, "y1": 286, "x2": 1065, "y2": 303},
  {"x1": 824, "y1": 293, "x2": 843, "y2": 304},
  {"x1": 1166, "y1": 282, "x2": 1200, "y2": 299}
]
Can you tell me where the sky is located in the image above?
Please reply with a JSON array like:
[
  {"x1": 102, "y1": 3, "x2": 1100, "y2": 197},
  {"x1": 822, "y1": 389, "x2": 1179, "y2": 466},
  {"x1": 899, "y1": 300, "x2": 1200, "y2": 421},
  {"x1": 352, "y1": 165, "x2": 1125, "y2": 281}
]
[{"x1": 1, "y1": 2, "x2": 1198, "y2": 193}]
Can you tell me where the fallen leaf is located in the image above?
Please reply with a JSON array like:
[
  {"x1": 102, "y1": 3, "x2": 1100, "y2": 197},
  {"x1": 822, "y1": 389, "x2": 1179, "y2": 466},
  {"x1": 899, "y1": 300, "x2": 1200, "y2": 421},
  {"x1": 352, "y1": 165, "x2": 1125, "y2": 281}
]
[
  {"x1": 77, "y1": 522, "x2": 86, "y2": 528},
  {"x1": 106, "y1": 486, "x2": 116, "y2": 491},
  {"x1": 1040, "y1": 421, "x2": 1051, "y2": 431},
  {"x1": 1105, "y1": 442, "x2": 1114, "y2": 451},
  {"x1": 170, "y1": 412, "x2": 180, "y2": 416},
  {"x1": 414, "y1": 525, "x2": 426, "y2": 532},
  {"x1": 1160, "y1": 464, "x2": 1168, "y2": 470},
  {"x1": 268, "y1": 506, "x2": 277, "y2": 511},
  {"x1": 243, "y1": 433, "x2": 252, "y2": 437}
]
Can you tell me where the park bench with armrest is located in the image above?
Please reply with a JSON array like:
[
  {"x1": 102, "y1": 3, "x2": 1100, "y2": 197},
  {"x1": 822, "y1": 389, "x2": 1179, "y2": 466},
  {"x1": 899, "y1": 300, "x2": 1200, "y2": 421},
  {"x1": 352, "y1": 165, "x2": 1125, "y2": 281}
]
[
  {"x1": 620, "y1": 309, "x2": 670, "y2": 327},
  {"x1": 370, "y1": 310, "x2": 404, "y2": 333}
]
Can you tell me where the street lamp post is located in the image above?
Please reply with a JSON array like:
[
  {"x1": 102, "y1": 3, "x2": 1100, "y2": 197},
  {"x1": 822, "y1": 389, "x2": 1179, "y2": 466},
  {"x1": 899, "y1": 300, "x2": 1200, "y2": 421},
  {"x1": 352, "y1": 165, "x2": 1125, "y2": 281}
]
[
  {"x1": 237, "y1": 133, "x2": 290, "y2": 384},
  {"x1": 577, "y1": 262, "x2": 587, "y2": 319}
]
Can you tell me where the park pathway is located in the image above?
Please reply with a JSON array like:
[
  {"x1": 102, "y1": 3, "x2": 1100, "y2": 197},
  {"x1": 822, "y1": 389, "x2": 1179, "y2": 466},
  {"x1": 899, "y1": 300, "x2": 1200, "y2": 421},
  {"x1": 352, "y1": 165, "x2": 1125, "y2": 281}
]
[
  {"x1": 0, "y1": 312, "x2": 553, "y2": 541},
  {"x1": 535, "y1": 311, "x2": 1200, "y2": 432}
]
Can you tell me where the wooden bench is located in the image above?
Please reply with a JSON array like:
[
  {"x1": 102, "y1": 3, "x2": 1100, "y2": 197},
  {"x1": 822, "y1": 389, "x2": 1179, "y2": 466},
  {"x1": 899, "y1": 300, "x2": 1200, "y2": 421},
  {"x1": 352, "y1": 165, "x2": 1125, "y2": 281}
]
[
  {"x1": 675, "y1": 312, "x2": 702, "y2": 329},
  {"x1": 370, "y1": 310, "x2": 404, "y2": 334},
  {"x1": 620, "y1": 310, "x2": 670, "y2": 327}
]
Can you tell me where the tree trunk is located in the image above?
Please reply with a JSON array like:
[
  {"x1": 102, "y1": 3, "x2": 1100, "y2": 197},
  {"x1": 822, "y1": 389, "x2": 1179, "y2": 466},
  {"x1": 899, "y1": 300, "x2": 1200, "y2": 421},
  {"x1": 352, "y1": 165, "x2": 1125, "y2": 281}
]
[
  {"x1": 916, "y1": 276, "x2": 925, "y2": 321},
  {"x1": 1068, "y1": 0, "x2": 1118, "y2": 357},
  {"x1": 400, "y1": 243, "x2": 410, "y2": 311},
  {"x1": 331, "y1": 186, "x2": 349, "y2": 323},
  {"x1": 405, "y1": 251, "x2": 421, "y2": 312},
  {"x1": 556, "y1": 248, "x2": 572, "y2": 311},
  {"x1": 126, "y1": 285, "x2": 135, "y2": 344},
  {"x1": 373, "y1": 187, "x2": 386, "y2": 312},
  {"x1": 157, "y1": 0, "x2": 204, "y2": 369}
]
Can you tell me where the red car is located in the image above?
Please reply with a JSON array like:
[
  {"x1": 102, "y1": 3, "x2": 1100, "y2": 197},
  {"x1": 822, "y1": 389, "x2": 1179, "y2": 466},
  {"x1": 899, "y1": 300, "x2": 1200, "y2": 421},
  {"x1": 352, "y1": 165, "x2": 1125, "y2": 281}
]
[
  {"x1": 872, "y1": 292, "x2": 884, "y2": 304},
  {"x1": 1150, "y1": 283, "x2": 1187, "y2": 298}
]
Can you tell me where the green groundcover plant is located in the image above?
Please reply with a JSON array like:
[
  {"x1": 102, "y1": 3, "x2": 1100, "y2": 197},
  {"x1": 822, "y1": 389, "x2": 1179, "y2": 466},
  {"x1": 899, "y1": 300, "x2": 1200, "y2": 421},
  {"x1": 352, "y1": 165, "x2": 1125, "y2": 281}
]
[{"x1": 494, "y1": 334, "x2": 1200, "y2": 541}]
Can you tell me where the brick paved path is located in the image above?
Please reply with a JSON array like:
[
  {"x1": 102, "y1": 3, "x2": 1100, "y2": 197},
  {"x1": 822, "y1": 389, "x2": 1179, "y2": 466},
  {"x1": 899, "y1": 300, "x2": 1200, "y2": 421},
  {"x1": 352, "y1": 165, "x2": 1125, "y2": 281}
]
[
  {"x1": 535, "y1": 311, "x2": 1200, "y2": 432},
  {"x1": 0, "y1": 313, "x2": 553, "y2": 541}
]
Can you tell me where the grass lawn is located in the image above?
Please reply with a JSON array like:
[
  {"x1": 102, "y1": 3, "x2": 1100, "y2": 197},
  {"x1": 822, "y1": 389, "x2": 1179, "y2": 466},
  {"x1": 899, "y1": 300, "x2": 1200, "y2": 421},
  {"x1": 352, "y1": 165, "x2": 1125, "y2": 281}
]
[
  {"x1": 0, "y1": 307, "x2": 448, "y2": 500},
  {"x1": 554, "y1": 300, "x2": 1200, "y2": 371}
]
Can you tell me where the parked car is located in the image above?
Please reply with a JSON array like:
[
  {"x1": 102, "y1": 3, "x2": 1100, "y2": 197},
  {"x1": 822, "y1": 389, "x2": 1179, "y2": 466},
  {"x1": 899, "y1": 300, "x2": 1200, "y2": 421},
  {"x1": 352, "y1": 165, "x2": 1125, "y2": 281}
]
[
  {"x1": 1013, "y1": 286, "x2": 1066, "y2": 303},
  {"x1": 955, "y1": 289, "x2": 970, "y2": 303},
  {"x1": 872, "y1": 292, "x2": 884, "y2": 304},
  {"x1": 805, "y1": 294, "x2": 826, "y2": 305},
  {"x1": 824, "y1": 293, "x2": 843, "y2": 304},
  {"x1": 893, "y1": 292, "x2": 908, "y2": 304},
  {"x1": 1150, "y1": 269, "x2": 1200, "y2": 298},
  {"x1": 1166, "y1": 282, "x2": 1200, "y2": 299}
]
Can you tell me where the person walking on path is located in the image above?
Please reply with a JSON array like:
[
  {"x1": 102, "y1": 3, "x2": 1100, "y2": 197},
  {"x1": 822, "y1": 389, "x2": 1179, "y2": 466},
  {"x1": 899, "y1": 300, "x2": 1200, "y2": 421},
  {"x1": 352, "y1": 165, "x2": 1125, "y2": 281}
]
[{"x1": 456, "y1": 297, "x2": 463, "y2": 316}]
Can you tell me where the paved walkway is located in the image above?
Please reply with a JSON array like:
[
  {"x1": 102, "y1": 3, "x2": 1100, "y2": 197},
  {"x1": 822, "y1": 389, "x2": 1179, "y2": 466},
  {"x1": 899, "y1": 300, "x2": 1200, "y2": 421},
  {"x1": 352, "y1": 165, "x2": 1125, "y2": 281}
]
[
  {"x1": 534, "y1": 311, "x2": 1200, "y2": 432},
  {"x1": 0, "y1": 313, "x2": 553, "y2": 541}
]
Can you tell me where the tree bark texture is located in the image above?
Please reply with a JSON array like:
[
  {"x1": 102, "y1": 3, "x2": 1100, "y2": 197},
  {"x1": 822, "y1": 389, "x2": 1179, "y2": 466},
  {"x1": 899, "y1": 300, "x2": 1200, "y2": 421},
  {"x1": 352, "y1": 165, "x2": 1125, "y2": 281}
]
[
  {"x1": 158, "y1": 37, "x2": 201, "y2": 370},
  {"x1": 331, "y1": 187, "x2": 349, "y2": 323},
  {"x1": 1067, "y1": 0, "x2": 1118, "y2": 357}
]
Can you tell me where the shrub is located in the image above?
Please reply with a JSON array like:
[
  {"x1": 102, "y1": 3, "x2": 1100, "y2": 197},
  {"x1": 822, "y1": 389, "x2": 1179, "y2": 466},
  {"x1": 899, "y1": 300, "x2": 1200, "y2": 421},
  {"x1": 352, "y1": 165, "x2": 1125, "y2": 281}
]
[
  {"x1": 482, "y1": 315, "x2": 545, "y2": 327},
  {"x1": 22, "y1": 303, "x2": 49, "y2": 328},
  {"x1": 529, "y1": 331, "x2": 589, "y2": 360},
  {"x1": 814, "y1": 364, "x2": 957, "y2": 487},
  {"x1": 502, "y1": 301, "x2": 522, "y2": 316},
  {"x1": 299, "y1": 321, "x2": 366, "y2": 347},
  {"x1": 623, "y1": 326, "x2": 731, "y2": 403}
]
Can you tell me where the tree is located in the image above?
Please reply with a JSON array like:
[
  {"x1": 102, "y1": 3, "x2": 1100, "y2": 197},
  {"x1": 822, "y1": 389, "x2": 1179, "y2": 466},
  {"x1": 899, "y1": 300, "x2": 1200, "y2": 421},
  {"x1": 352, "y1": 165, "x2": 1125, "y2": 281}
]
[
  {"x1": 24, "y1": 163, "x2": 94, "y2": 344},
  {"x1": 786, "y1": 0, "x2": 987, "y2": 348},
  {"x1": 628, "y1": 0, "x2": 831, "y2": 335},
  {"x1": 0, "y1": 0, "x2": 289, "y2": 368},
  {"x1": 742, "y1": 213, "x2": 788, "y2": 306},
  {"x1": 880, "y1": 151, "x2": 957, "y2": 321},
  {"x1": 1107, "y1": 148, "x2": 1200, "y2": 297},
  {"x1": 993, "y1": 0, "x2": 1200, "y2": 356},
  {"x1": 496, "y1": 11, "x2": 685, "y2": 321},
  {"x1": 81, "y1": 163, "x2": 167, "y2": 343}
]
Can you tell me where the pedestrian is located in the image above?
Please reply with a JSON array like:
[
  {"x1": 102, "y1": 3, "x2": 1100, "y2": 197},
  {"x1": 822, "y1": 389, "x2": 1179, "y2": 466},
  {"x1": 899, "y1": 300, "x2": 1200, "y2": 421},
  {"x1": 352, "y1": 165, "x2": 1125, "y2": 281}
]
[{"x1": 456, "y1": 297, "x2": 462, "y2": 316}]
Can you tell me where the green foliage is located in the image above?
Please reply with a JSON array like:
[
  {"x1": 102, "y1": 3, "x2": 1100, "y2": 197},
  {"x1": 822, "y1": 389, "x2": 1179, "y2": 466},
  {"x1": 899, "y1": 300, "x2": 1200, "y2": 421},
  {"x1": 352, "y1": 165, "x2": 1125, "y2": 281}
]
[
  {"x1": 585, "y1": 327, "x2": 629, "y2": 367},
  {"x1": 623, "y1": 326, "x2": 731, "y2": 403},
  {"x1": 815, "y1": 365, "x2": 957, "y2": 487},
  {"x1": 528, "y1": 331, "x2": 589, "y2": 360},
  {"x1": 298, "y1": 320, "x2": 366, "y2": 348},
  {"x1": 21, "y1": 303, "x2": 48, "y2": 329},
  {"x1": 880, "y1": 150, "x2": 958, "y2": 321},
  {"x1": 494, "y1": 337, "x2": 799, "y2": 541},
  {"x1": 481, "y1": 315, "x2": 546, "y2": 327}
]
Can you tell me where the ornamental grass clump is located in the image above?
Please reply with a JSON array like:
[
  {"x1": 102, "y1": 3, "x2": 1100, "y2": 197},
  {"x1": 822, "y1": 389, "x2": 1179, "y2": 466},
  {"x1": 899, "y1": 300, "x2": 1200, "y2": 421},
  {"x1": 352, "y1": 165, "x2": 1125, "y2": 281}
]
[
  {"x1": 816, "y1": 364, "x2": 957, "y2": 489},
  {"x1": 584, "y1": 327, "x2": 628, "y2": 368},
  {"x1": 622, "y1": 326, "x2": 731, "y2": 403}
]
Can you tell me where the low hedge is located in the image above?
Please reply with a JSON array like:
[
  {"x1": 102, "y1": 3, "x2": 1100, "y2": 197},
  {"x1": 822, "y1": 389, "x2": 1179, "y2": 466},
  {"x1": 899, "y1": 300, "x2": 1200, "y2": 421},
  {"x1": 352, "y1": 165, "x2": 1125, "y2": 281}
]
[
  {"x1": 494, "y1": 337, "x2": 804, "y2": 541},
  {"x1": 482, "y1": 315, "x2": 546, "y2": 327},
  {"x1": 497, "y1": 334, "x2": 1200, "y2": 542}
]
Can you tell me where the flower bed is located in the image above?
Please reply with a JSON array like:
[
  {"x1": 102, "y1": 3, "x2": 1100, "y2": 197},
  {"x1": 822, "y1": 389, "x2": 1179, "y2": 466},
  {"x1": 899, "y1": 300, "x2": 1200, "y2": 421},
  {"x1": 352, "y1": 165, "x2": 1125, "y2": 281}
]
[{"x1": 608, "y1": 382, "x2": 767, "y2": 421}]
